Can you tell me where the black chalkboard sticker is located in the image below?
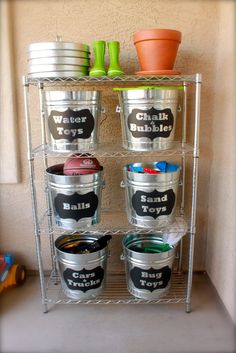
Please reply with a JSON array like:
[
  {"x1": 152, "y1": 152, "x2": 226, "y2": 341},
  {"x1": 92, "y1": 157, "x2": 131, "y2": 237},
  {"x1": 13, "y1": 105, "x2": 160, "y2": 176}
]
[
  {"x1": 130, "y1": 266, "x2": 171, "y2": 292},
  {"x1": 54, "y1": 192, "x2": 98, "y2": 221},
  {"x1": 48, "y1": 108, "x2": 95, "y2": 142},
  {"x1": 63, "y1": 266, "x2": 104, "y2": 292},
  {"x1": 131, "y1": 189, "x2": 175, "y2": 219},
  {"x1": 127, "y1": 107, "x2": 174, "y2": 141}
]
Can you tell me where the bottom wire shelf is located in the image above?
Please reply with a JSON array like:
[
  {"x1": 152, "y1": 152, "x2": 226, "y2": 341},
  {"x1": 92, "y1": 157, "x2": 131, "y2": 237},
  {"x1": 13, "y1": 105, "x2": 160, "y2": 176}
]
[{"x1": 45, "y1": 271, "x2": 187, "y2": 305}]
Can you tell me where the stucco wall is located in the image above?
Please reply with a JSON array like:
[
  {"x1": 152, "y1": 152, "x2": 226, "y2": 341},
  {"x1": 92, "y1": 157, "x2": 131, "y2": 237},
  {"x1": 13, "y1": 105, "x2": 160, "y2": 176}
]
[
  {"x1": 0, "y1": 0, "x2": 235, "y2": 321},
  {"x1": 206, "y1": 1, "x2": 236, "y2": 324}
]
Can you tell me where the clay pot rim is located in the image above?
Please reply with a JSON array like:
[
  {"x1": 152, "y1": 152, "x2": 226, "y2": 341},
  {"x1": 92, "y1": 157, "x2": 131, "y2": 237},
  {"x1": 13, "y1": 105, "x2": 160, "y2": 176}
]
[{"x1": 133, "y1": 28, "x2": 182, "y2": 44}]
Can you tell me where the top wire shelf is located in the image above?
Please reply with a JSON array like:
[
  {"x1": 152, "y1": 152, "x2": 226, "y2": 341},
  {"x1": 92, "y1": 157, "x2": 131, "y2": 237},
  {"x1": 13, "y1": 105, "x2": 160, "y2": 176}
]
[{"x1": 23, "y1": 74, "x2": 202, "y2": 87}]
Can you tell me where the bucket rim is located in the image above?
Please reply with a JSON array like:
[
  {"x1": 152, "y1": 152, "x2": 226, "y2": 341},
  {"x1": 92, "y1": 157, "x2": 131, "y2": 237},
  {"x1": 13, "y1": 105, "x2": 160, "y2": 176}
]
[
  {"x1": 124, "y1": 162, "x2": 180, "y2": 174},
  {"x1": 44, "y1": 90, "x2": 102, "y2": 95},
  {"x1": 113, "y1": 86, "x2": 183, "y2": 91},
  {"x1": 122, "y1": 233, "x2": 176, "y2": 257},
  {"x1": 46, "y1": 163, "x2": 103, "y2": 176},
  {"x1": 55, "y1": 233, "x2": 109, "y2": 256}
]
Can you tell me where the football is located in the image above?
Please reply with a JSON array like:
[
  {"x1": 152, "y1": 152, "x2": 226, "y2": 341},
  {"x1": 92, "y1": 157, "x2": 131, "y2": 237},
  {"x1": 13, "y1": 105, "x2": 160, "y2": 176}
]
[{"x1": 63, "y1": 154, "x2": 102, "y2": 175}]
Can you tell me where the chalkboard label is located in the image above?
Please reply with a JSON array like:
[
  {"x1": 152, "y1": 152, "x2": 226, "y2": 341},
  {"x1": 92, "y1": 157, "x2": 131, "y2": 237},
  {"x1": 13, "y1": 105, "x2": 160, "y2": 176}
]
[
  {"x1": 63, "y1": 266, "x2": 104, "y2": 292},
  {"x1": 132, "y1": 189, "x2": 175, "y2": 219},
  {"x1": 54, "y1": 191, "x2": 98, "y2": 221},
  {"x1": 130, "y1": 266, "x2": 171, "y2": 292},
  {"x1": 127, "y1": 107, "x2": 174, "y2": 140},
  {"x1": 48, "y1": 108, "x2": 95, "y2": 141}
]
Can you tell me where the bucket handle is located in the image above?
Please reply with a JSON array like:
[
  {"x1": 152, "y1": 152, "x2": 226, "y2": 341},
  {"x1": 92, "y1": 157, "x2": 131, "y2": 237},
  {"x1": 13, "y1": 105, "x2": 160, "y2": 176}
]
[
  {"x1": 120, "y1": 253, "x2": 125, "y2": 261},
  {"x1": 120, "y1": 180, "x2": 125, "y2": 188},
  {"x1": 100, "y1": 107, "x2": 107, "y2": 126},
  {"x1": 116, "y1": 105, "x2": 121, "y2": 113}
]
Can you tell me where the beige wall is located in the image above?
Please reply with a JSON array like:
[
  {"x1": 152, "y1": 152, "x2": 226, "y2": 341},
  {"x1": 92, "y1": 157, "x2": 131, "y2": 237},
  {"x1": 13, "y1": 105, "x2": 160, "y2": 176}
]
[
  {"x1": 206, "y1": 1, "x2": 236, "y2": 324},
  {"x1": 0, "y1": 0, "x2": 235, "y2": 321}
]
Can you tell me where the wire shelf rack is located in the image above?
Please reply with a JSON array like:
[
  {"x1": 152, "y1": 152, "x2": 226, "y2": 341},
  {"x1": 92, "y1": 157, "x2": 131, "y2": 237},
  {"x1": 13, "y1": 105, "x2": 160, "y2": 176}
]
[{"x1": 23, "y1": 71, "x2": 201, "y2": 313}]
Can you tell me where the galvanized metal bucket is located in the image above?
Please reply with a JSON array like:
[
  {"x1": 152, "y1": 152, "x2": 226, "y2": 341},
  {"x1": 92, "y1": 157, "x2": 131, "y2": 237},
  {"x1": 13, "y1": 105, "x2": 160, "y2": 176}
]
[
  {"x1": 46, "y1": 164, "x2": 104, "y2": 230},
  {"x1": 122, "y1": 234, "x2": 176, "y2": 299},
  {"x1": 115, "y1": 86, "x2": 182, "y2": 151},
  {"x1": 44, "y1": 91, "x2": 102, "y2": 152},
  {"x1": 55, "y1": 234, "x2": 109, "y2": 299},
  {"x1": 122, "y1": 162, "x2": 180, "y2": 228}
]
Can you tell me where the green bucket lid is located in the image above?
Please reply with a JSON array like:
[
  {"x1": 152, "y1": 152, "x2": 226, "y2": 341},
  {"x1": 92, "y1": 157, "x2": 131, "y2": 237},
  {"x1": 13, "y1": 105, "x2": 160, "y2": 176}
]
[{"x1": 113, "y1": 86, "x2": 184, "y2": 91}]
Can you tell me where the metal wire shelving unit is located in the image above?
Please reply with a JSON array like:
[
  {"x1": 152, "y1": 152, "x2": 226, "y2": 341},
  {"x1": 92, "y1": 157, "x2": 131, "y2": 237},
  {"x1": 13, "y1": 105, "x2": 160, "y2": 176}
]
[{"x1": 23, "y1": 74, "x2": 201, "y2": 313}]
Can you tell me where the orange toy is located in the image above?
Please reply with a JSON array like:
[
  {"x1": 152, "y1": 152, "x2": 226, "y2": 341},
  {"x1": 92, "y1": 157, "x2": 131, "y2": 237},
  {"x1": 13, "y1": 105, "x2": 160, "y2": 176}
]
[{"x1": 0, "y1": 254, "x2": 26, "y2": 293}]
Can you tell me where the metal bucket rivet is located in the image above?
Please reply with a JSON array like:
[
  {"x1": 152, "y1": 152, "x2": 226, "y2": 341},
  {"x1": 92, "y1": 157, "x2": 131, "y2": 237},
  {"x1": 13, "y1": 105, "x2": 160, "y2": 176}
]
[
  {"x1": 115, "y1": 87, "x2": 182, "y2": 151},
  {"x1": 44, "y1": 91, "x2": 102, "y2": 152},
  {"x1": 122, "y1": 162, "x2": 180, "y2": 228},
  {"x1": 55, "y1": 234, "x2": 109, "y2": 299},
  {"x1": 46, "y1": 164, "x2": 104, "y2": 230},
  {"x1": 122, "y1": 234, "x2": 177, "y2": 299}
]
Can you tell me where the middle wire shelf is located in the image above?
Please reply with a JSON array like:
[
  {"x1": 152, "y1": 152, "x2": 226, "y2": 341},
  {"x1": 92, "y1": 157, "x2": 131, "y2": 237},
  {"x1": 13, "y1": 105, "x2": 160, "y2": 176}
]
[
  {"x1": 32, "y1": 142, "x2": 194, "y2": 158},
  {"x1": 39, "y1": 211, "x2": 189, "y2": 236}
]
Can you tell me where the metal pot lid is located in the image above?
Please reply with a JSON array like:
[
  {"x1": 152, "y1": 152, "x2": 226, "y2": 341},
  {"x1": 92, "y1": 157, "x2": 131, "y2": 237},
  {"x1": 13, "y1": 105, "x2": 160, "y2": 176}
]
[
  {"x1": 28, "y1": 49, "x2": 90, "y2": 59},
  {"x1": 28, "y1": 71, "x2": 88, "y2": 78},
  {"x1": 28, "y1": 41, "x2": 90, "y2": 52},
  {"x1": 28, "y1": 64, "x2": 89, "y2": 73},
  {"x1": 28, "y1": 57, "x2": 90, "y2": 66}
]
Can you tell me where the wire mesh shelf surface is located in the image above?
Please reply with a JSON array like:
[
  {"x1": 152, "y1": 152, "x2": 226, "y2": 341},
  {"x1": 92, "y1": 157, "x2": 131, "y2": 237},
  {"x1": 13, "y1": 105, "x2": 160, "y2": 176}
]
[
  {"x1": 39, "y1": 212, "x2": 189, "y2": 237},
  {"x1": 24, "y1": 74, "x2": 201, "y2": 87},
  {"x1": 32, "y1": 142, "x2": 194, "y2": 158},
  {"x1": 46, "y1": 271, "x2": 186, "y2": 305}
]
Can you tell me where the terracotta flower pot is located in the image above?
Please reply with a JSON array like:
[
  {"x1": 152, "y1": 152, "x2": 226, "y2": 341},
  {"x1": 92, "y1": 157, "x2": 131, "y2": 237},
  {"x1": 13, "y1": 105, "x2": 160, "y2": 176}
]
[{"x1": 133, "y1": 28, "x2": 182, "y2": 72}]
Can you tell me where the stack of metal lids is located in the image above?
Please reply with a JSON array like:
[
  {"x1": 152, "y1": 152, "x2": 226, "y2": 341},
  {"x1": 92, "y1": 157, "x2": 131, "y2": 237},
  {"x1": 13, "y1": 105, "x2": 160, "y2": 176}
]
[{"x1": 27, "y1": 40, "x2": 90, "y2": 78}]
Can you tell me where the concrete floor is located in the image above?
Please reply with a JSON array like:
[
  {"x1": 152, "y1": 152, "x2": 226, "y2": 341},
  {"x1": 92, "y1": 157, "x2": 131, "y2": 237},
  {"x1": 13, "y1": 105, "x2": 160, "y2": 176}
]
[{"x1": 0, "y1": 273, "x2": 235, "y2": 353}]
